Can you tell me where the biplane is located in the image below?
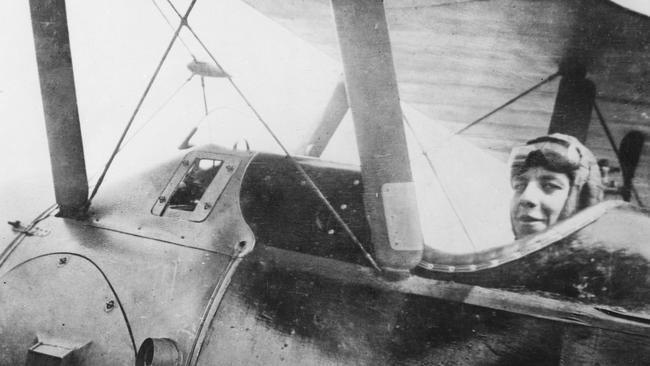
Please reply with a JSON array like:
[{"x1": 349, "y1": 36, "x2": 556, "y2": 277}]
[{"x1": 1, "y1": 0, "x2": 650, "y2": 364}]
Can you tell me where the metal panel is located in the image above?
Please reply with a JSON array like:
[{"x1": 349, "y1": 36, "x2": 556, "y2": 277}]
[
  {"x1": 0, "y1": 218, "x2": 237, "y2": 366},
  {"x1": 0, "y1": 254, "x2": 135, "y2": 365},
  {"x1": 151, "y1": 151, "x2": 240, "y2": 223},
  {"x1": 196, "y1": 245, "x2": 650, "y2": 365},
  {"x1": 88, "y1": 146, "x2": 255, "y2": 256},
  {"x1": 382, "y1": 182, "x2": 423, "y2": 251}
]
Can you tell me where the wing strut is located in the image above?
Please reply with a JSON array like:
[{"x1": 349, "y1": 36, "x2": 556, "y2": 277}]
[
  {"x1": 331, "y1": 0, "x2": 423, "y2": 275},
  {"x1": 300, "y1": 76, "x2": 349, "y2": 157},
  {"x1": 29, "y1": 0, "x2": 89, "y2": 218}
]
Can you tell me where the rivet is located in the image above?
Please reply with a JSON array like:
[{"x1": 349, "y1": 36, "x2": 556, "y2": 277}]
[
  {"x1": 340, "y1": 204, "x2": 348, "y2": 210},
  {"x1": 204, "y1": 202, "x2": 212, "y2": 210}
]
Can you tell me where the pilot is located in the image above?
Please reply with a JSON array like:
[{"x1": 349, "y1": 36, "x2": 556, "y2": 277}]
[{"x1": 508, "y1": 133, "x2": 603, "y2": 239}]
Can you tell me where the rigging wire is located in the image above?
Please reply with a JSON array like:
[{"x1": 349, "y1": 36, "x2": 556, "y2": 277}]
[
  {"x1": 120, "y1": 74, "x2": 195, "y2": 151},
  {"x1": 151, "y1": 0, "x2": 195, "y2": 59},
  {"x1": 593, "y1": 101, "x2": 645, "y2": 207},
  {"x1": 398, "y1": 71, "x2": 561, "y2": 250},
  {"x1": 452, "y1": 72, "x2": 560, "y2": 136},
  {"x1": 88, "y1": 0, "x2": 199, "y2": 204},
  {"x1": 403, "y1": 113, "x2": 478, "y2": 251},
  {"x1": 162, "y1": 1, "x2": 382, "y2": 272},
  {"x1": 164, "y1": 0, "x2": 185, "y2": 20},
  {"x1": 398, "y1": 72, "x2": 562, "y2": 243}
]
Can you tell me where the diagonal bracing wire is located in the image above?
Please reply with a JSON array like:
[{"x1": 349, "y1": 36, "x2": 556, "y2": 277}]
[
  {"x1": 402, "y1": 71, "x2": 562, "y2": 250},
  {"x1": 452, "y1": 72, "x2": 560, "y2": 136},
  {"x1": 403, "y1": 113, "x2": 478, "y2": 251},
  {"x1": 120, "y1": 74, "x2": 195, "y2": 151},
  {"x1": 151, "y1": 0, "x2": 195, "y2": 59},
  {"x1": 88, "y1": 0, "x2": 199, "y2": 203},
  {"x1": 162, "y1": 0, "x2": 382, "y2": 272}
]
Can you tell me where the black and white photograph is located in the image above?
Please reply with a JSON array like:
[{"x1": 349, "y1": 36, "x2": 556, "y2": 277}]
[{"x1": 1, "y1": 0, "x2": 649, "y2": 364}]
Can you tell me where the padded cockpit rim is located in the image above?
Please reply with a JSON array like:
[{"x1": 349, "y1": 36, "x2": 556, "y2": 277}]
[{"x1": 418, "y1": 200, "x2": 627, "y2": 273}]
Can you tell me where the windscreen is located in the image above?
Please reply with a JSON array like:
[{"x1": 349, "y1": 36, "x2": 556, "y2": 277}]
[{"x1": 167, "y1": 159, "x2": 222, "y2": 213}]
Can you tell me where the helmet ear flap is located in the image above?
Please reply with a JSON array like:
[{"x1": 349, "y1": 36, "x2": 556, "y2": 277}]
[{"x1": 580, "y1": 162, "x2": 605, "y2": 208}]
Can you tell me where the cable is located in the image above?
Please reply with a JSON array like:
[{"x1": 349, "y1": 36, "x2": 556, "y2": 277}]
[
  {"x1": 151, "y1": 0, "x2": 195, "y2": 59},
  {"x1": 88, "y1": 0, "x2": 199, "y2": 204},
  {"x1": 3, "y1": 252, "x2": 137, "y2": 358},
  {"x1": 593, "y1": 101, "x2": 644, "y2": 207},
  {"x1": 403, "y1": 113, "x2": 478, "y2": 251},
  {"x1": 120, "y1": 74, "x2": 194, "y2": 151},
  {"x1": 396, "y1": 72, "x2": 560, "y2": 251},
  {"x1": 163, "y1": 3, "x2": 382, "y2": 272},
  {"x1": 164, "y1": 0, "x2": 182, "y2": 16},
  {"x1": 452, "y1": 72, "x2": 560, "y2": 136}
]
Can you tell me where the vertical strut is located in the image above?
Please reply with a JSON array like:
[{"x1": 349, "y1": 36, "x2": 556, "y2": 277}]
[
  {"x1": 331, "y1": 0, "x2": 423, "y2": 274},
  {"x1": 29, "y1": 0, "x2": 89, "y2": 217},
  {"x1": 301, "y1": 77, "x2": 349, "y2": 157},
  {"x1": 548, "y1": 63, "x2": 595, "y2": 143}
]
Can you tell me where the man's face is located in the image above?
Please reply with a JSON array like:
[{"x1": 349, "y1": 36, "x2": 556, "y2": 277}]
[{"x1": 510, "y1": 167, "x2": 571, "y2": 238}]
